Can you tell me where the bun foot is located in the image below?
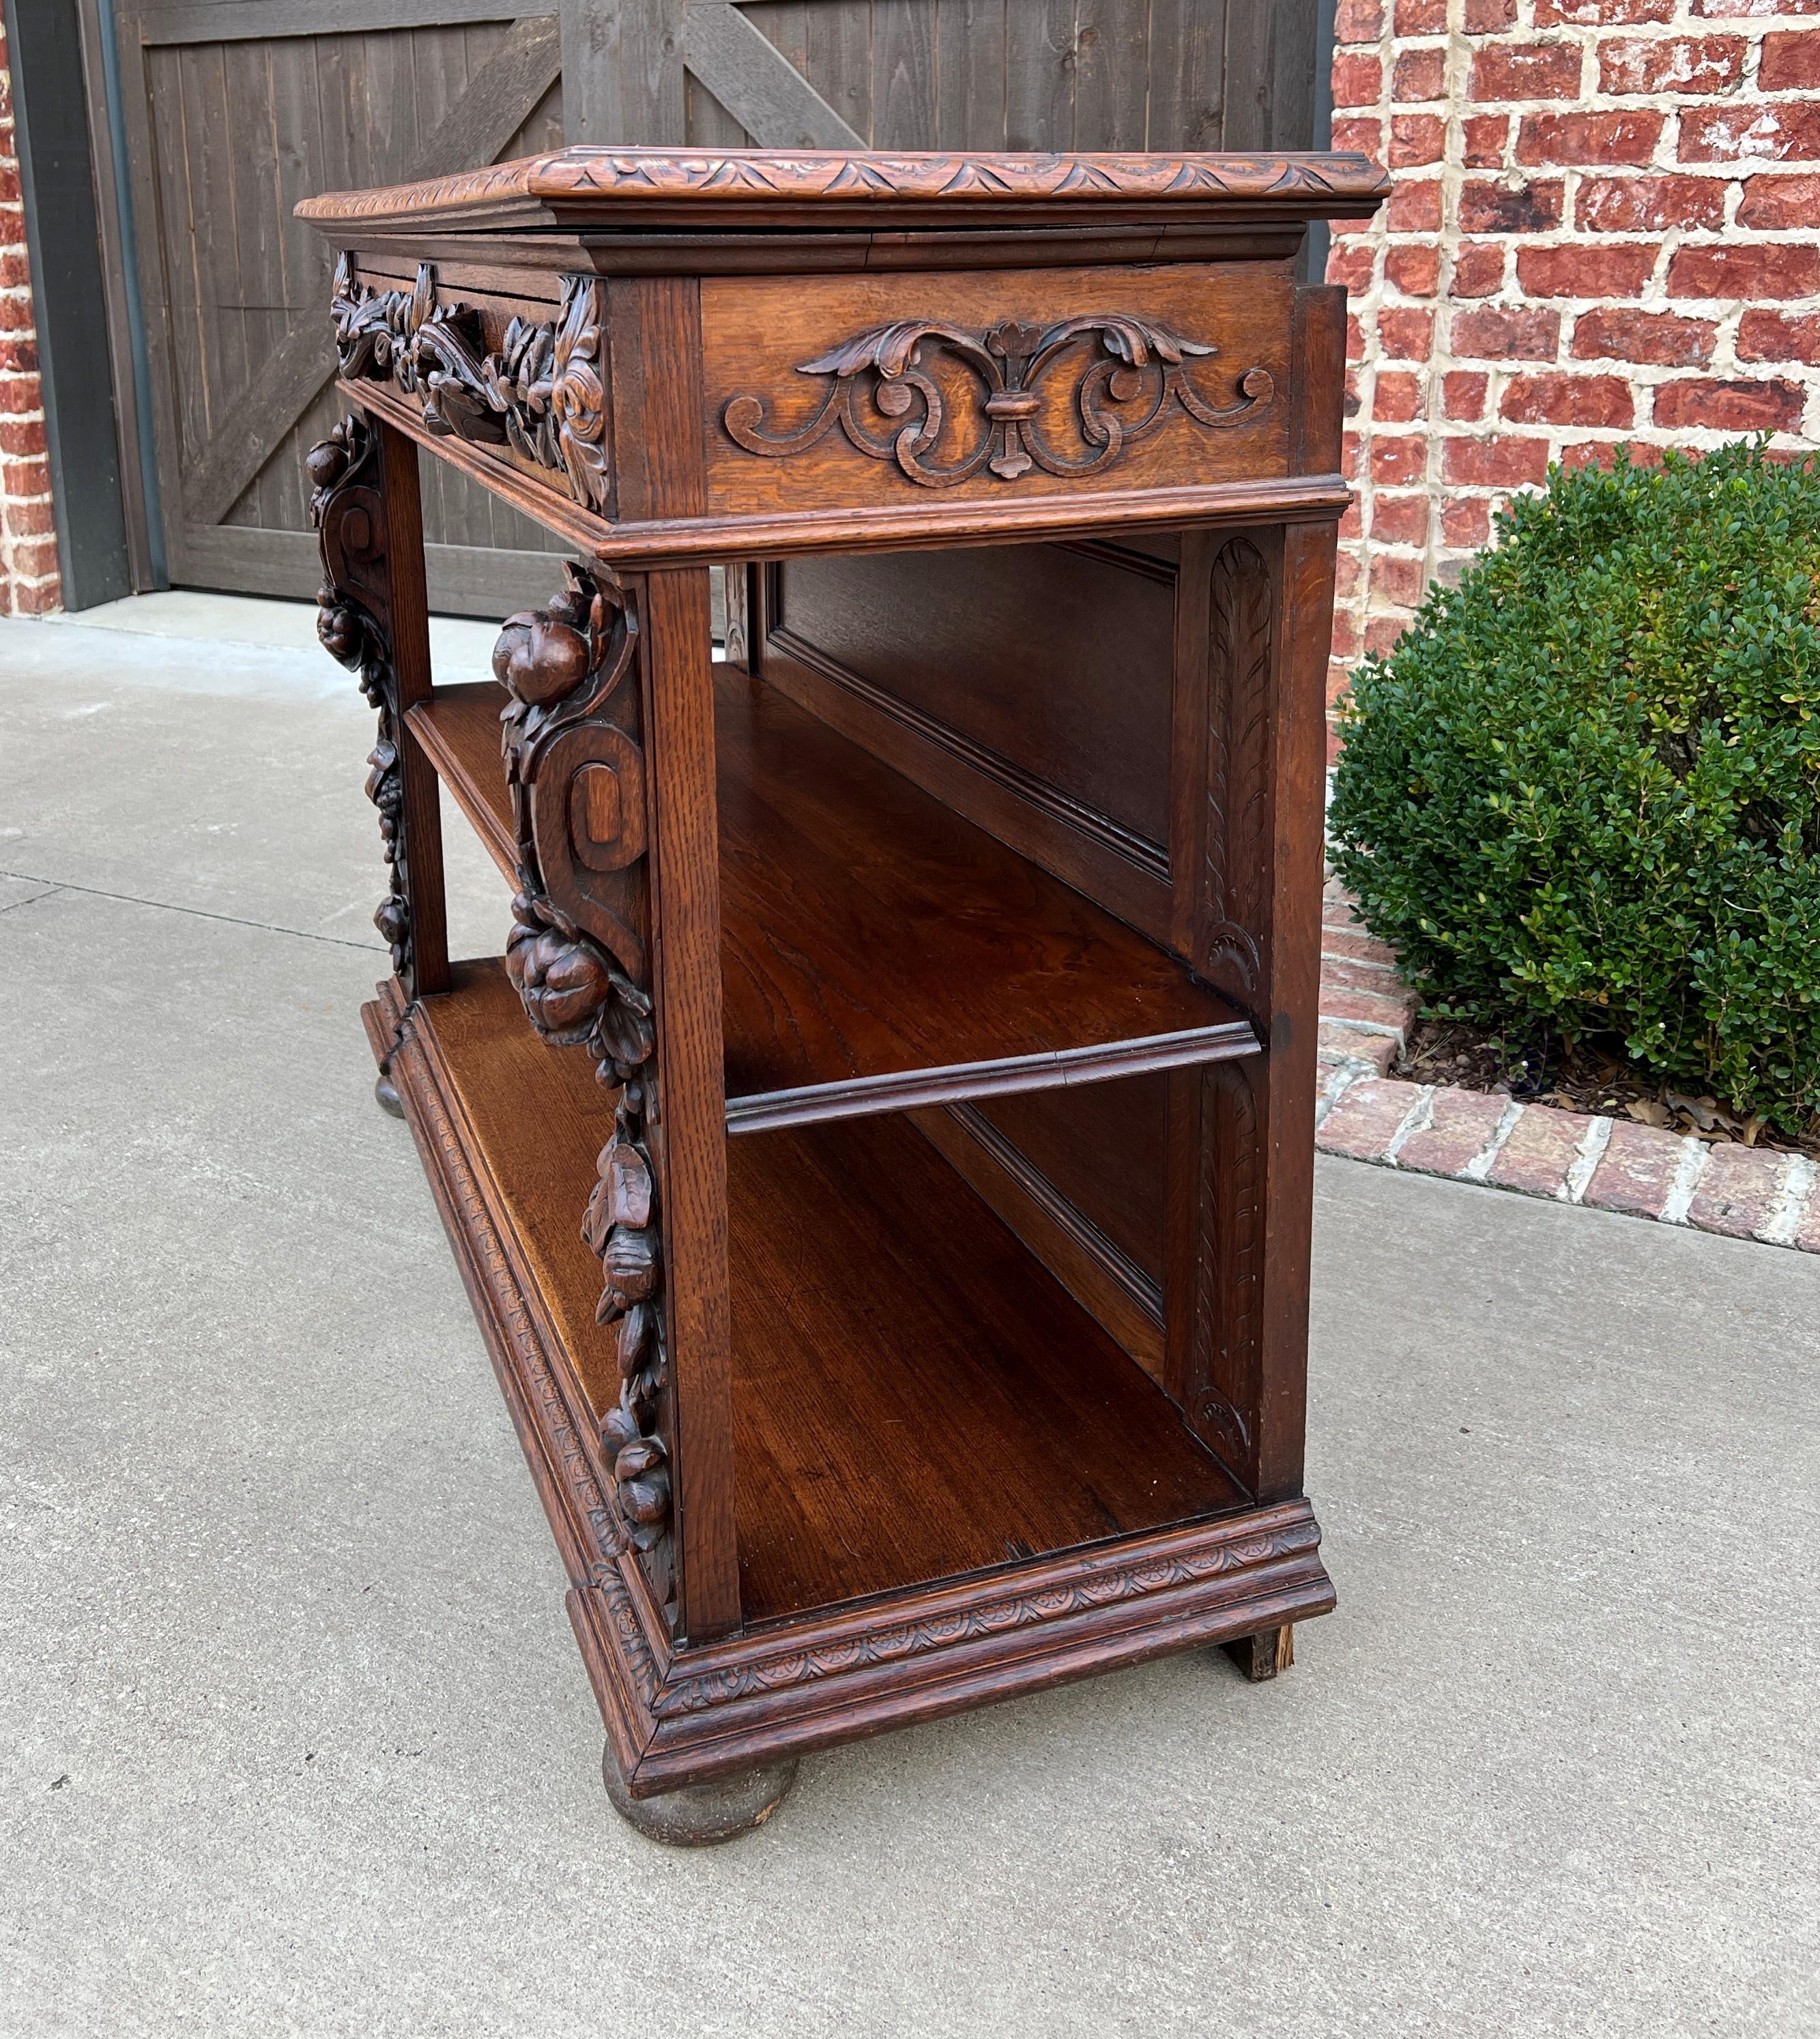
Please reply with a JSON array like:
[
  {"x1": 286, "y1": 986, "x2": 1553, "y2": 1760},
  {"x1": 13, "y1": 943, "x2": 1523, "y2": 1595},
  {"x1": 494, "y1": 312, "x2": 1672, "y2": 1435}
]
[
  {"x1": 1222, "y1": 1624, "x2": 1294, "y2": 1681},
  {"x1": 603, "y1": 1744, "x2": 797, "y2": 1846},
  {"x1": 375, "y1": 1070, "x2": 405, "y2": 1118}
]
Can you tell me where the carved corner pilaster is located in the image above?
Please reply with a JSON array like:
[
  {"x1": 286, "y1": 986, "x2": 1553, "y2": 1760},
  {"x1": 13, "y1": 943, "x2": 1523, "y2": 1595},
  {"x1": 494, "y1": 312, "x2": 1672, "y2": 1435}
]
[
  {"x1": 308, "y1": 414, "x2": 414, "y2": 990},
  {"x1": 493, "y1": 564, "x2": 676, "y2": 1618}
]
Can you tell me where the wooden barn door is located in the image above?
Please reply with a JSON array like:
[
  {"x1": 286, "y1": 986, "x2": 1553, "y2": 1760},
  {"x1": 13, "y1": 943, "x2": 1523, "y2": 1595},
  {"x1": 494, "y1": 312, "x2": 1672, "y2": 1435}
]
[
  {"x1": 113, "y1": 0, "x2": 1323, "y2": 610},
  {"x1": 117, "y1": 1, "x2": 569, "y2": 613}
]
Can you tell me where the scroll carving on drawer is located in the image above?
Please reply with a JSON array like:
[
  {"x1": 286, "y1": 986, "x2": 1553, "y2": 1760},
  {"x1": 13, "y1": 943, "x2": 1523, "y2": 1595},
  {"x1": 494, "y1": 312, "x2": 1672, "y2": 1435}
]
[
  {"x1": 703, "y1": 263, "x2": 1295, "y2": 516},
  {"x1": 330, "y1": 254, "x2": 611, "y2": 512}
]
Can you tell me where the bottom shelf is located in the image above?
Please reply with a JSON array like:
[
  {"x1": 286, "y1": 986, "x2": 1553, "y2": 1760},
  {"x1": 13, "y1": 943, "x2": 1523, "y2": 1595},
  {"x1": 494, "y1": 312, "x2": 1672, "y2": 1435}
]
[{"x1": 396, "y1": 959, "x2": 1247, "y2": 1625}]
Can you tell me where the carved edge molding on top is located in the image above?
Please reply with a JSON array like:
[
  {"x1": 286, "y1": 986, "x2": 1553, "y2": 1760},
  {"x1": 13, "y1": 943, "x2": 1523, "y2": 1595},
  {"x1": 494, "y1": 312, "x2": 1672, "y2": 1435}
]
[
  {"x1": 295, "y1": 149, "x2": 1391, "y2": 223},
  {"x1": 492, "y1": 565, "x2": 677, "y2": 1620},
  {"x1": 723, "y1": 316, "x2": 1273, "y2": 489},
  {"x1": 330, "y1": 254, "x2": 610, "y2": 512}
]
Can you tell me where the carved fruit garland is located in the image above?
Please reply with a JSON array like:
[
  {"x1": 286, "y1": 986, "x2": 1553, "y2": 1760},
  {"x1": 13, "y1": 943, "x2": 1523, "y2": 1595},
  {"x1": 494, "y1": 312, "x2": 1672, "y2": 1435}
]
[
  {"x1": 306, "y1": 414, "x2": 411, "y2": 977},
  {"x1": 493, "y1": 564, "x2": 673, "y2": 1602},
  {"x1": 330, "y1": 253, "x2": 611, "y2": 512}
]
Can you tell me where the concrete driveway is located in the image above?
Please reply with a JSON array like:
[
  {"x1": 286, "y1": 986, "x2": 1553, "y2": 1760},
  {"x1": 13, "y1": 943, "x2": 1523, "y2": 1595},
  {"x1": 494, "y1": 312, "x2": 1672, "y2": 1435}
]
[{"x1": 1, "y1": 605, "x2": 1815, "y2": 2038}]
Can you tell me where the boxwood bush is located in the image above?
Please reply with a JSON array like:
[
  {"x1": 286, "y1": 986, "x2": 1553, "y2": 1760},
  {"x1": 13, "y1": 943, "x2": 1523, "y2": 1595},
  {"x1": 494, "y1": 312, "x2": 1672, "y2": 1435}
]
[{"x1": 1328, "y1": 442, "x2": 1820, "y2": 1136}]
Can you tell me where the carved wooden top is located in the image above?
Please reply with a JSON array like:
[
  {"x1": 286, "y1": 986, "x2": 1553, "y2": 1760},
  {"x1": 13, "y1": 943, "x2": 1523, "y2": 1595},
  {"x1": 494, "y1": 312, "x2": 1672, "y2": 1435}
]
[{"x1": 295, "y1": 146, "x2": 1391, "y2": 236}]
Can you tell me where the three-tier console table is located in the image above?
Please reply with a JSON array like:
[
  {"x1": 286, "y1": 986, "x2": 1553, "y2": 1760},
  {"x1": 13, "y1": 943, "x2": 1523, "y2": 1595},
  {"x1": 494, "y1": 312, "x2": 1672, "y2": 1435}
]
[{"x1": 298, "y1": 145, "x2": 1387, "y2": 1844}]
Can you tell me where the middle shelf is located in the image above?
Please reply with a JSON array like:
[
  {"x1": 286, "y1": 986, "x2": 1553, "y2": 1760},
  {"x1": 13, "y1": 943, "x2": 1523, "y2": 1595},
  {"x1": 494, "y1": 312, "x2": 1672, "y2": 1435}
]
[{"x1": 409, "y1": 665, "x2": 1261, "y2": 1135}]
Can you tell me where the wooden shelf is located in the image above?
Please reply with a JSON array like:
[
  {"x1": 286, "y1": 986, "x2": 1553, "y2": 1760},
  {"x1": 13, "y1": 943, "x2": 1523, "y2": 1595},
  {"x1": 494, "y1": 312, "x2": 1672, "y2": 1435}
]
[
  {"x1": 409, "y1": 672, "x2": 1260, "y2": 1133},
  {"x1": 404, "y1": 961, "x2": 1249, "y2": 1627}
]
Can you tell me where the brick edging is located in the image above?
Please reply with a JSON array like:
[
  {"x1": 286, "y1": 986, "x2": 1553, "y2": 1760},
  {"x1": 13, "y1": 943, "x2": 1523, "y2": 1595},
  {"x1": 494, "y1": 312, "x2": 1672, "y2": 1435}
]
[{"x1": 1316, "y1": 878, "x2": 1820, "y2": 1252}]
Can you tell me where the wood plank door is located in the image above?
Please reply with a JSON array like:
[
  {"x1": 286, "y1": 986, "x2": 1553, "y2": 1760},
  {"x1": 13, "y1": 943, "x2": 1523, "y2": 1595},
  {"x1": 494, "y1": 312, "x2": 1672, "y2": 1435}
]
[{"x1": 117, "y1": 1, "x2": 570, "y2": 613}]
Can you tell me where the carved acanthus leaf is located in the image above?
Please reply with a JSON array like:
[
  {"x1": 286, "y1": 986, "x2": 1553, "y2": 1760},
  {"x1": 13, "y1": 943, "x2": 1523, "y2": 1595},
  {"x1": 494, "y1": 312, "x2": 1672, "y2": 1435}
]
[
  {"x1": 724, "y1": 313, "x2": 1272, "y2": 489},
  {"x1": 330, "y1": 255, "x2": 611, "y2": 512}
]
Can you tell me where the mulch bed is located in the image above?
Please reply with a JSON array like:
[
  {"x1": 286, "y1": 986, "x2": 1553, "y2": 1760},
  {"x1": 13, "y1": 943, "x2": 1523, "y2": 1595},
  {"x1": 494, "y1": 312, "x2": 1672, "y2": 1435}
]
[{"x1": 1391, "y1": 1015, "x2": 1820, "y2": 1163}]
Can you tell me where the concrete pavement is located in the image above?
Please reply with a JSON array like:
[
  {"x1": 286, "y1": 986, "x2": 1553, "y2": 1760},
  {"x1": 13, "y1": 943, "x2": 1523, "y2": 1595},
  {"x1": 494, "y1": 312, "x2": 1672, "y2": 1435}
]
[{"x1": 1, "y1": 606, "x2": 1815, "y2": 2038}]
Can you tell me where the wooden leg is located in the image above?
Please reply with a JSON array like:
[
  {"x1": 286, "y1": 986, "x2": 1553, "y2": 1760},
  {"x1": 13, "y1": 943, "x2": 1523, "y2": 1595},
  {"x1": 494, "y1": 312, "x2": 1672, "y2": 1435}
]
[
  {"x1": 1222, "y1": 1624, "x2": 1295, "y2": 1681},
  {"x1": 602, "y1": 1744, "x2": 797, "y2": 1847}
]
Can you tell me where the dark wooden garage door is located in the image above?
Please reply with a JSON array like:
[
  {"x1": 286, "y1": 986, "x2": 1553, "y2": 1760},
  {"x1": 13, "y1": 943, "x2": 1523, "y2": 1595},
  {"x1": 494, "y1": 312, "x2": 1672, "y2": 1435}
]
[{"x1": 115, "y1": 0, "x2": 1321, "y2": 613}]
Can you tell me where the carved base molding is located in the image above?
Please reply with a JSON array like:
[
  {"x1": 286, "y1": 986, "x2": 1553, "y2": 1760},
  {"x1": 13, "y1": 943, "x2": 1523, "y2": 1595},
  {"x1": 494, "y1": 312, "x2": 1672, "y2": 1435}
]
[{"x1": 365, "y1": 977, "x2": 1335, "y2": 1797}]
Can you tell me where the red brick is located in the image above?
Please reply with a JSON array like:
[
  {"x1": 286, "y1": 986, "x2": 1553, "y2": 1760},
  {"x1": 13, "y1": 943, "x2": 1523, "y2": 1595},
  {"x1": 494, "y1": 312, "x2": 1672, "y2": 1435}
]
[
  {"x1": 1339, "y1": 494, "x2": 1363, "y2": 540},
  {"x1": 1372, "y1": 371, "x2": 1425, "y2": 423},
  {"x1": 1686, "y1": 1143, "x2": 1787, "y2": 1241},
  {"x1": 1334, "y1": 549, "x2": 1363, "y2": 601},
  {"x1": 1323, "y1": 953, "x2": 1414, "y2": 998},
  {"x1": 1320, "y1": 965, "x2": 1418, "y2": 1025},
  {"x1": 1443, "y1": 371, "x2": 1490, "y2": 420},
  {"x1": 1518, "y1": 242, "x2": 1656, "y2": 298},
  {"x1": 1370, "y1": 433, "x2": 1428, "y2": 485},
  {"x1": 0, "y1": 376, "x2": 44, "y2": 417},
  {"x1": 1318, "y1": 1024, "x2": 1398, "y2": 1077},
  {"x1": 1441, "y1": 495, "x2": 1492, "y2": 547},
  {"x1": 1346, "y1": 315, "x2": 1367, "y2": 363},
  {"x1": 0, "y1": 336, "x2": 38, "y2": 375},
  {"x1": 0, "y1": 295, "x2": 35, "y2": 332},
  {"x1": 1370, "y1": 490, "x2": 1430, "y2": 543},
  {"x1": 1688, "y1": 0, "x2": 1816, "y2": 14},
  {"x1": 1375, "y1": 555, "x2": 1429, "y2": 607},
  {"x1": 1385, "y1": 243, "x2": 1441, "y2": 295},
  {"x1": 1451, "y1": 304, "x2": 1561, "y2": 358},
  {"x1": 1680, "y1": 102, "x2": 1820, "y2": 162},
  {"x1": 1501, "y1": 373, "x2": 1635, "y2": 427},
  {"x1": 1393, "y1": 46, "x2": 1448, "y2": 102},
  {"x1": 0, "y1": 164, "x2": 18, "y2": 207},
  {"x1": 8, "y1": 534, "x2": 57, "y2": 574},
  {"x1": 1738, "y1": 309, "x2": 1820, "y2": 366},
  {"x1": 1451, "y1": 242, "x2": 1507, "y2": 296},
  {"x1": 1363, "y1": 614, "x2": 1412, "y2": 658},
  {"x1": 1487, "y1": 1103, "x2": 1588, "y2": 1196},
  {"x1": 1537, "y1": 0, "x2": 1671, "y2": 18},
  {"x1": 1332, "y1": 53, "x2": 1384, "y2": 107},
  {"x1": 1653, "y1": 379, "x2": 1806, "y2": 432},
  {"x1": 1378, "y1": 306, "x2": 1435, "y2": 360},
  {"x1": 1761, "y1": 29, "x2": 1820, "y2": 87},
  {"x1": 1335, "y1": 0, "x2": 1386, "y2": 41},
  {"x1": 1598, "y1": 33, "x2": 1746, "y2": 93},
  {"x1": 11, "y1": 579, "x2": 63, "y2": 617},
  {"x1": 1458, "y1": 178, "x2": 1565, "y2": 233},
  {"x1": 1737, "y1": 173, "x2": 1820, "y2": 229},
  {"x1": 1572, "y1": 308, "x2": 1717, "y2": 366},
  {"x1": 1471, "y1": 43, "x2": 1583, "y2": 100},
  {"x1": 1668, "y1": 243, "x2": 1820, "y2": 299},
  {"x1": 1576, "y1": 173, "x2": 1728, "y2": 231},
  {"x1": 1444, "y1": 435, "x2": 1552, "y2": 487},
  {"x1": 2, "y1": 495, "x2": 54, "y2": 537},
  {"x1": 1385, "y1": 178, "x2": 1443, "y2": 232},
  {"x1": 1323, "y1": 925, "x2": 1400, "y2": 966},
  {"x1": 1389, "y1": 113, "x2": 1446, "y2": 167},
  {"x1": 1330, "y1": 117, "x2": 1385, "y2": 158},
  {"x1": 1396, "y1": 0, "x2": 1448, "y2": 26},
  {"x1": 0, "y1": 250, "x2": 31, "y2": 289},
  {"x1": 1516, "y1": 111, "x2": 1665, "y2": 165},
  {"x1": 1462, "y1": 114, "x2": 1511, "y2": 168},
  {"x1": 1464, "y1": 0, "x2": 1517, "y2": 27},
  {"x1": 1559, "y1": 439, "x2": 1630, "y2": 470},
  {"x1": 1318, "y1": 1078, "x2": 1426, "y2": 1159},
  {"x1": 1397, "y1": 1087, "x2": 1511, "y2": 1178},
  {"x1": 0, "y1": 417, "x2": 47, "y2": 458},
  {"x1": 1328, "y1": 242, "x2": 1376, "y2": 294},
  {"x1": 1584, "y1": 1121, "x2": 1688, "y2": 1218},
  {"x1": 0, "y1": 454, "x2": 48, "y2": 495}
]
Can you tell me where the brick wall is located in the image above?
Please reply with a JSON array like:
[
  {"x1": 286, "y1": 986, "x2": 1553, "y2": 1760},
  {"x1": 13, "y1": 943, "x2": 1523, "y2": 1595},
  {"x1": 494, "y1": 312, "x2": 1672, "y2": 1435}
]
[
  {"x1": 0, "y1": 22, "x2": 59, "y2": 617},
  {"x1": 1327, "y1": 0, "x2": 1820, "y2": 749}
]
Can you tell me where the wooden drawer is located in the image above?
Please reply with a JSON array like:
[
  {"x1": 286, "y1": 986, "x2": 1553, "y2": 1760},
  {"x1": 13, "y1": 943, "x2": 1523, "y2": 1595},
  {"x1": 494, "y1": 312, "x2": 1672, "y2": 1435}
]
[{"x1": 699, "y1": 261, "x2": 1296, "y2": 518}]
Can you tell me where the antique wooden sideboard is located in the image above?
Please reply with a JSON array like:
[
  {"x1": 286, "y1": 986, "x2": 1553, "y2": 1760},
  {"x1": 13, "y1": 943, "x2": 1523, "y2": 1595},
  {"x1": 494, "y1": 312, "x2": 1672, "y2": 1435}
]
[{"x1": 297, "y1": 145, "x2": 1387, "y2": 1844}]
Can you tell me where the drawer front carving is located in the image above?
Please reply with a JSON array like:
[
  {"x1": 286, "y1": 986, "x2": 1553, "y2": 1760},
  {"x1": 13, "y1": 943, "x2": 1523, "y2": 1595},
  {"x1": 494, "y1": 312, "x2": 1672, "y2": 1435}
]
[
  {"x1": 330, "y1": 254, "x2": 611, "y2": 514},
  {"x1": 702, "y1": 263, "x2": 1295, "y2": 517}
]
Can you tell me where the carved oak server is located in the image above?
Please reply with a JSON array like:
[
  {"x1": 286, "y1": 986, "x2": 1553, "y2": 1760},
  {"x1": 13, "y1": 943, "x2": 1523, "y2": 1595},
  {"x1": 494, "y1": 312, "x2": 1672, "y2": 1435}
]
[{"x1": 297, "y1": 145, "x2": 1387, "y2": 1843}]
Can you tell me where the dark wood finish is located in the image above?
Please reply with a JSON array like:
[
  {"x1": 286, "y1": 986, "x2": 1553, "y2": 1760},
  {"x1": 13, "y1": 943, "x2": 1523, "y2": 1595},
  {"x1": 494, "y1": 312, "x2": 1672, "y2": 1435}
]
[
  {"x1": 407, "y1": 672, "x2": 1263, "y2": 1127},
  {"x1": 366, "y1": 965, "x2": 1335, "y2": 1792},
  {"x1": 1224, "y1": 1623, "x2": 1295, "y2": 1681},
  {"x1": 303, "y1": 147, "x2": 1376, "y2": 1820}
]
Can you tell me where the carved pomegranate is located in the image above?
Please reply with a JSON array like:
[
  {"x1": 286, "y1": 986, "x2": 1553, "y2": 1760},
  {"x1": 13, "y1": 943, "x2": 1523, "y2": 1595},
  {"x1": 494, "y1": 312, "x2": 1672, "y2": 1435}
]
[{"x1": 492, "y1": 608, "x2": 592, "y2": 707}]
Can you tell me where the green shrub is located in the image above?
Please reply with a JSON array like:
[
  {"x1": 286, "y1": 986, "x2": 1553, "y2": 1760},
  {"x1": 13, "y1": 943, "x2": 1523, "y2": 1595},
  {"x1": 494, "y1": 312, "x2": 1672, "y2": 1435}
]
[{"x1": 1328, "y1": 441, "x2": 1820, "y2": 1136}]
